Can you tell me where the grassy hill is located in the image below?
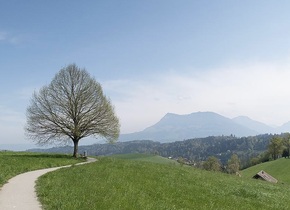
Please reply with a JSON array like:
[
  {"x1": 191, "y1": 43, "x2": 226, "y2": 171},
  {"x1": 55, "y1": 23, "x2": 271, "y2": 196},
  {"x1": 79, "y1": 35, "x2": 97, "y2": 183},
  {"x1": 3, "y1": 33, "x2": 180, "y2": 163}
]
[
  {"x1": 242, "y1": 158, "x2": 290, "y2": 185},
  {"x1": 36, "y1": 153, "x2": 290, "y2": 210}
]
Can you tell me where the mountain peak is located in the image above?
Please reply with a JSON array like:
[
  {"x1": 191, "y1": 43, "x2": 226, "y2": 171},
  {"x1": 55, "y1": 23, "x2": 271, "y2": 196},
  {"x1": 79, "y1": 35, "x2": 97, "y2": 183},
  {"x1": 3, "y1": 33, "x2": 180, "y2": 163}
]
[
  {"x1": 232, "y1": 116, "x2": 274, "y2": 134},
  {"x1": 119, "y1": 111, "x2": 260, "y2": 142},
  {"x1": 163, "y1": 112, "x2": 179, "y2": 117},
  {"x1": 233, "y1": 116, "x2": 252, "y2": 120}
]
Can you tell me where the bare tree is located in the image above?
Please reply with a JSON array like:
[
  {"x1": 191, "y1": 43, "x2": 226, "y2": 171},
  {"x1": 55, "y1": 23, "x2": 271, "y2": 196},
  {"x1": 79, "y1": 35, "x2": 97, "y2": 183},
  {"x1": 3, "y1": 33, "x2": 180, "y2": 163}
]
[
  {"x1": 203, "y1": 156, "x2": 222, "y2": 172},
  {"x1": 25, "y1": 64, "x2": 120, "y2": 157},
  {"x1": 226, "y1": 154, "x2": 240, "y2": 174}
]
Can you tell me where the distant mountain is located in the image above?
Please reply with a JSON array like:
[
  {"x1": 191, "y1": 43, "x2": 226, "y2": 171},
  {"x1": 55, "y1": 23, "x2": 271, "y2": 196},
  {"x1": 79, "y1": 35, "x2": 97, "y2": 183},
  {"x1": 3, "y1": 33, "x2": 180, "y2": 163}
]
[
  {"x1": 0, "y1": 144, "x2": 39, "y2": 151},
  {"x1": 119, "y1": 112, "x2": 259, "y2": 143},
  {"x1": 277, "y1": 121, "x2": 290, "y2": 133},
  {"x1": 232, "y1": 116, "x2": 275, "y2": 134}
]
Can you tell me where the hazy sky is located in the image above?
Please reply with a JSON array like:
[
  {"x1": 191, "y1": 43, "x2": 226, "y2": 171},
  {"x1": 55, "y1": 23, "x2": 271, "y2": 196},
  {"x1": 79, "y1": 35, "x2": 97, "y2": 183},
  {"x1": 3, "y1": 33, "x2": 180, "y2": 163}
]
[{"x1": 1, "y1": 1, "x2": 290, "y2": 145}]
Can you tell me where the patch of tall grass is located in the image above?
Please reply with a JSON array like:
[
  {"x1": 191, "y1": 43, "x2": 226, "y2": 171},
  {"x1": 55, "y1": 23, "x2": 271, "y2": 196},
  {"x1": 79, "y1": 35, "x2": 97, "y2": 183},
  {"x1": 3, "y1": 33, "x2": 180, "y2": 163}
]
[
  {"x1": 37, "y1": 157, "x2": 290, "y2": 210},
  {"x1": 0, "y1": 151, "x2": 84, "y2": 187}
]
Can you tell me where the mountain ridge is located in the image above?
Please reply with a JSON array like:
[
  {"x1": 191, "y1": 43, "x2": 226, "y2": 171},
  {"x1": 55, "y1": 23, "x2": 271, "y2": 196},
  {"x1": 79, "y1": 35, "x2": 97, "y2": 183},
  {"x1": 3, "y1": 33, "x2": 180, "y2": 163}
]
[
  {"x1": 119, "y1": 111, "x2": 273, "y2": 143},
  {"x1": 232, "y1": 116, "x2": 275, "y2": 134},
  {"x1": 118, "y1": 112, "x2": 290, "y2": 143}
]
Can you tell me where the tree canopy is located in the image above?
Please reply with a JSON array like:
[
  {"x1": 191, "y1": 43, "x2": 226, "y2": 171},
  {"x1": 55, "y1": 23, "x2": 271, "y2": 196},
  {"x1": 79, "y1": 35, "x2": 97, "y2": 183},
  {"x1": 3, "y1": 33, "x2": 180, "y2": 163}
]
[
  {"x1": 268, "y1": 136, "x2": 284, "y2": 160},
  {"x1": 203, "y1": 156, "x2": 222, "y2": 172},
  {"x1": 25, "y1": 64, "x2": 120, "y2": 157},
  {"x1": 227, "y1": 154, "x2": 240, "y2": 174}
]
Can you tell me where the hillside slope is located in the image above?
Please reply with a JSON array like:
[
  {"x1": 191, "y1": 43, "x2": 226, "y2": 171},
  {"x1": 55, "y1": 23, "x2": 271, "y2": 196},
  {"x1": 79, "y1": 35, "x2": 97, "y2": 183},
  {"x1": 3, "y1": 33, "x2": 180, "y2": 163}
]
[
  {"x1": 242, "y1": 158, "x2": 290, "y2": 185},
  {"x1": 37, "y1": 155, "x2": 290, "y2": 210}
]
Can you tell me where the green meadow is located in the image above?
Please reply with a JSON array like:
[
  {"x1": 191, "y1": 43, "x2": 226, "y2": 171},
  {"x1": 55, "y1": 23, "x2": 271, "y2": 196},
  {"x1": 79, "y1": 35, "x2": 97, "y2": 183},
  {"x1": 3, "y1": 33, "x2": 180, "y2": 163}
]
[
  {"x1": 242, "y1": 158, "x2": 290, "y2": 185},
  {"x1": 2, "y1": 152, "x2": 290, "y2": 209},
  {"x1": 0, "y1": 151, "x2": 84, "y2": 187},
  {"x1": 36, "y1": 154, "x2": 290, "y2": 210}
]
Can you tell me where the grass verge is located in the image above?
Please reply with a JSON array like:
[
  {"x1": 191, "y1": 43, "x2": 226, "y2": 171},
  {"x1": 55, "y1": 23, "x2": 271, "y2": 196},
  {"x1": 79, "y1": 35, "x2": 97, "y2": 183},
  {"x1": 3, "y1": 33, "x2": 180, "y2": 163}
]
[{"x1": 0, "y1": 151, "x2": 84, "y2": 187}]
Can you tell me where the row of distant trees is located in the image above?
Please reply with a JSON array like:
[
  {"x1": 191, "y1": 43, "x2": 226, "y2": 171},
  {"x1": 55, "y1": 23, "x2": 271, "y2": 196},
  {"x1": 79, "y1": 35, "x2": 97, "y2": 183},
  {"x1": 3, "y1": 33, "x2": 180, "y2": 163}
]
[
  {"x1": 250, "y1": 133, "x2": 290, "y2": 165},
  {"x1": 268, "y1": 133, "x2": 290, "y2": 159},
  {"x1": 176, "y1": 153, "x2": 240, "y2": 174},
  {"x1": 201, "y1": 154, "x2": 240, "y2": 174},
  {"x1": 200, "y1": 133, "x2": 290, "y2": 174}
]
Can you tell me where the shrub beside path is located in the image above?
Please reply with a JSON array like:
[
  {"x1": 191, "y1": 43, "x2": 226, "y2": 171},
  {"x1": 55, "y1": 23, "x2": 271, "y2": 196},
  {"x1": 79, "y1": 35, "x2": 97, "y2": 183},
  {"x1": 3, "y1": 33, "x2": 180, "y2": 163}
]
[{"x1": 0, "y1": 157, "x2": 96, "y2": 210}]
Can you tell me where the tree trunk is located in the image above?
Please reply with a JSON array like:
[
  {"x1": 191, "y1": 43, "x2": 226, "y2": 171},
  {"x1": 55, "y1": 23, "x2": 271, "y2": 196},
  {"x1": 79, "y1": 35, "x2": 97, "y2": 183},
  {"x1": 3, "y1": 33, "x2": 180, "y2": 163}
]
[{"x1": 73, "y1": 140, "x2": 79, "y2": 158}]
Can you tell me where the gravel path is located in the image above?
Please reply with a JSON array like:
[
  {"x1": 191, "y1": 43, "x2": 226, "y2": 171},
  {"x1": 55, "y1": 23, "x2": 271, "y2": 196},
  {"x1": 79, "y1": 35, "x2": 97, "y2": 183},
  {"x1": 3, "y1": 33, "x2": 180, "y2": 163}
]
[{"x1": 0, "y1": 157, "x2": 96, "y2": 210}]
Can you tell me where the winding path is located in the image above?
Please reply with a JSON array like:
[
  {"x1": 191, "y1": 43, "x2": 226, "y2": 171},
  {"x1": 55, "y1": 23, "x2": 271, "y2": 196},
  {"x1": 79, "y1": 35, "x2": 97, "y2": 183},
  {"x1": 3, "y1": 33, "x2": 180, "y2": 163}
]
[{"x1": 0, "y1": 157, "x2": 96, "y2": 210}]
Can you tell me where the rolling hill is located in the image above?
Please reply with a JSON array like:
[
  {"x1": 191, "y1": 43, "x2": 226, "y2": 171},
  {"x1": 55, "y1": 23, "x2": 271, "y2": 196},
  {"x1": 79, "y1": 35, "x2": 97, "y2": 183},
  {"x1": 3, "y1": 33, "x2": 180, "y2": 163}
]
[
  {"x1": 242, "y1": 158, "x2": 290, "y2": 185},
  {"x1": 36, "y1": 153, "x2": 290, "y2": 209}
]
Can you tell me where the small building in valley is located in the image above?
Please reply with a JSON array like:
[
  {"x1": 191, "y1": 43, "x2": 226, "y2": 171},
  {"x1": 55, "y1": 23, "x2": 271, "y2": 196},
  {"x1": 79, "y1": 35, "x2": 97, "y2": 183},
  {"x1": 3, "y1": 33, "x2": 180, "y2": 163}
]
[{"x1": 253, "y1": 170, "x2": 278, "y2": 183}]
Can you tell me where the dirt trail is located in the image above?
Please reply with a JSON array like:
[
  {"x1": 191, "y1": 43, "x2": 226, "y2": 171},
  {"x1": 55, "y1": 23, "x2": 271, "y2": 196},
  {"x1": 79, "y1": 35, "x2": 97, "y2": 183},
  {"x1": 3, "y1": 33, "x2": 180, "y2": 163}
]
[{"x1": 0, "y1": 157, "x2": 96, "y2": 210}]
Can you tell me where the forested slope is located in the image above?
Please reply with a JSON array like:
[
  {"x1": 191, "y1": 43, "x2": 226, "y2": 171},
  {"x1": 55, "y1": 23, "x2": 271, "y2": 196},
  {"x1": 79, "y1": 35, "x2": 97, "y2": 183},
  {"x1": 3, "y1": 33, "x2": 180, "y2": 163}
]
[{"x1": 29, "y1": 134, "x2": 274, "y2": 166}]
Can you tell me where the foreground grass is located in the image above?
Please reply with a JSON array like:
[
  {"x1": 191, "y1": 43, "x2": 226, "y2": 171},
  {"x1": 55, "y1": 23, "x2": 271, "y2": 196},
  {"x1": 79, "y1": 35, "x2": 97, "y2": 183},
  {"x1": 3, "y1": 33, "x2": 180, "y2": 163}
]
[
  {"x1": 0, "y1": 151, "x2": 84, "y2": 187},
  {"x1": 242, "y1": 158, "x2": 290, "y2": 185},
  {"x1": 37, "y1": 156, "x2": 290, "y2": 210}
]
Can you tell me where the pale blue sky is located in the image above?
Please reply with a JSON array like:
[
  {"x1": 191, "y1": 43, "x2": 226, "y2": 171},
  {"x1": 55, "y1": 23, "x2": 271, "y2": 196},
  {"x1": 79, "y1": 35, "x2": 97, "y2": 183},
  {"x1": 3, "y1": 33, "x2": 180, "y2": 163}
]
[{"x1": 1, "y1": 1, "x2": 290, "y2": 146}]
